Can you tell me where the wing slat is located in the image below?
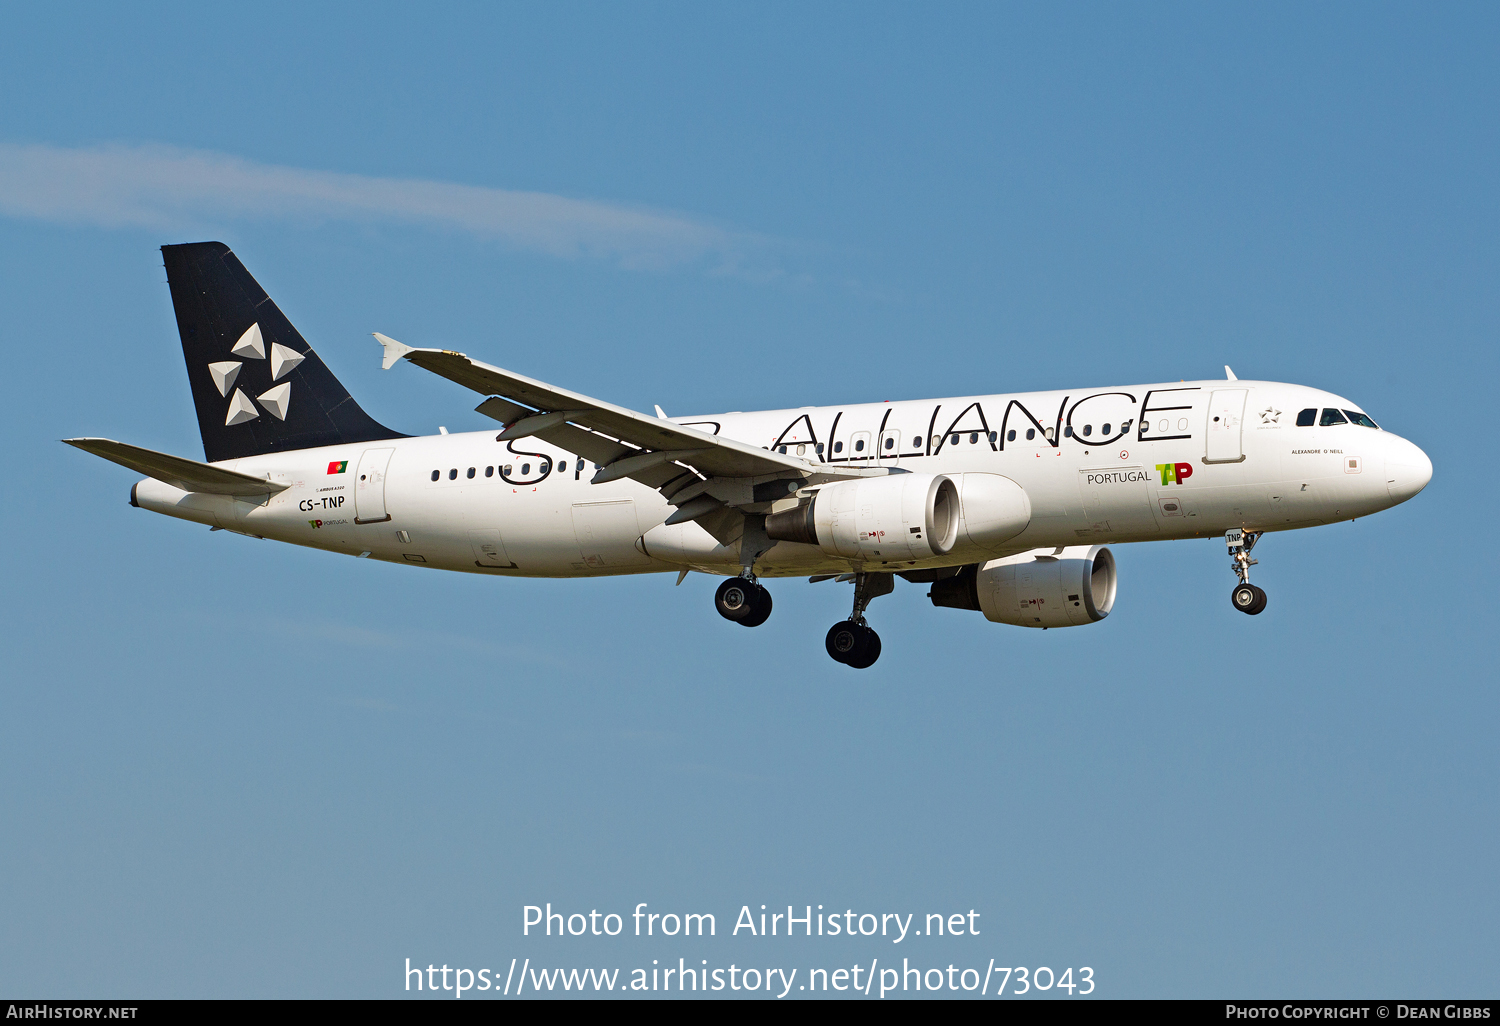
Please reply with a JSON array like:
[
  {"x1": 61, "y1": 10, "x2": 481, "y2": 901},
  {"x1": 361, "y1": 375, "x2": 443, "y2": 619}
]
[{"x1": 388, "y1": 340, "x2": 809, "y2": 483}]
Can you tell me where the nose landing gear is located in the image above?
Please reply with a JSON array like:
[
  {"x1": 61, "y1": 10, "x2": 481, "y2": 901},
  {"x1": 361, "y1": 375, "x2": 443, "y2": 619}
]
[
  {"x1": 826, "y1": 572, "x2": 893, "y2": 668},
  {"x1": 716, "y1": 575, "x2": 773, "y2": 627},
  {"x1": 1226, "y1": 528, "x2": 1268, "y2": 615}
]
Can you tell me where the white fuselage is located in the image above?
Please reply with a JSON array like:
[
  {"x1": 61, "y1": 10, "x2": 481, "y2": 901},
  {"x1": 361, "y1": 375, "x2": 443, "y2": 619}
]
[{"x1": 130, "y1": 378, "x2": 1432, "y2": 578}]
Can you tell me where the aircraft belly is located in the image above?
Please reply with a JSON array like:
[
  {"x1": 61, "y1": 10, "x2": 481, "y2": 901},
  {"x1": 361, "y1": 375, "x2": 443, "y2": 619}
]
[{"x1": 467, "y1": 492, "x2": 583, "y2": 575}]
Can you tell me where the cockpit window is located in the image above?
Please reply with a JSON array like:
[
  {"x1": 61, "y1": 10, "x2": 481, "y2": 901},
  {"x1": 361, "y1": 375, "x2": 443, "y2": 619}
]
[
  {"x1": 1296, "y1": 408, "x2": 1316, "y2": 427},
  {"x1": 1319, "y1": 408, "x2": 1348, "y2": 426},
  {"x1": 1343, "y1": 410, "x2": 1379, "y2": 429}
]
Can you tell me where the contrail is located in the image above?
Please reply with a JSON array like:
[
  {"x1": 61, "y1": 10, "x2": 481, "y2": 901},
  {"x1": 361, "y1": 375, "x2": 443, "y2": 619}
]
[{"x1": 0, "y1": 141, "x2": 781, "y2": 276}]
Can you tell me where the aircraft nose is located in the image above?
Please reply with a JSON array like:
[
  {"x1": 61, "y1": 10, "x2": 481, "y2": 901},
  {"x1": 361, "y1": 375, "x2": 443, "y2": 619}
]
[{"x1": 1385, "y1": 434, "x2": 1432, "y2": 503}]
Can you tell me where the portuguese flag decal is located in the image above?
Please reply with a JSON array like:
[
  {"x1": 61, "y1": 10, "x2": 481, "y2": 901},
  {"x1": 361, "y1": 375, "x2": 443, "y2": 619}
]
[{"x1": 327, "y1": 460, "x2": 348, "y2": 475}]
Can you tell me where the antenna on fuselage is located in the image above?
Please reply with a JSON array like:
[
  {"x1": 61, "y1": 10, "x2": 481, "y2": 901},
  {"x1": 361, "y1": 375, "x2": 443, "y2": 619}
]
[{"x1": 1225, "y1": 365, "x2": 1238, "y2": 381}]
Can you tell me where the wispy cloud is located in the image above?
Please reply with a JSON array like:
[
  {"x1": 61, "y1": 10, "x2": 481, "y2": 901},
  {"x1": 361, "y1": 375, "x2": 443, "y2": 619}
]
[{"x1": 0, "y1": 141, "x2": 784, "y2": 276}]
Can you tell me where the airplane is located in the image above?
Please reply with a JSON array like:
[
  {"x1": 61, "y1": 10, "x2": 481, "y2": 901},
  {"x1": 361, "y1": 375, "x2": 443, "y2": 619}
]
[{"x1": 66, "y1": 242, "x2": 1433, "y2": 669}]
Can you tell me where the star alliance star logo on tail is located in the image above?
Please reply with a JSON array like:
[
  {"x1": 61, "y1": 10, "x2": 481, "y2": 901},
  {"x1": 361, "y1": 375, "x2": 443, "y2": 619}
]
[{"x1": 208, "y1": 322, "x2": 304, "y2": 427}]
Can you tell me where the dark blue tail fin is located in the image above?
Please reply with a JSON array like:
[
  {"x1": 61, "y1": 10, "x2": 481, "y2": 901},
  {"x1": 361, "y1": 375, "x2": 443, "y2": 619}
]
[{"x1": 162, "y1": 242, "x2": 404, "y2": 463}]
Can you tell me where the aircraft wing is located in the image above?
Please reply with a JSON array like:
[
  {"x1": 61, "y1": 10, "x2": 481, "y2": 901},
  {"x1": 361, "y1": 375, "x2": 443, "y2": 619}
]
[
  {"x1": 63, "y1": 438, "x2": 290, "y2": 497},
  {"x1": 374, "y1": 334, "x2": 877, "y2": 532}
]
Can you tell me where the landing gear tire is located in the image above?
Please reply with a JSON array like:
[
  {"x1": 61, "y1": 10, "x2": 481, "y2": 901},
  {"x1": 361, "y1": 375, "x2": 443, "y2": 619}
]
[
  {"x1": 848, "y1": 630, "x2": 881, "y2": 669},
  {"x1": 739, "y1": 587, "x2": 773, "y2": 627},
  {"x1": 1231, "y1": 583, "x2": 1267, "y2": 615},
  {"x1": 826, "y1": 621, "x2": 881, "y2": 668},
  {"x1": 716, "y1": 577, "x2": 772, "y2": 626}
]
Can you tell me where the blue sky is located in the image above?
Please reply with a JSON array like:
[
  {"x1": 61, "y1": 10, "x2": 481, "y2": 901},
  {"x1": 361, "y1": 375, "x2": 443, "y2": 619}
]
[{"x1": 1, "y1": 2, "x2": 1496, "y2": 998}]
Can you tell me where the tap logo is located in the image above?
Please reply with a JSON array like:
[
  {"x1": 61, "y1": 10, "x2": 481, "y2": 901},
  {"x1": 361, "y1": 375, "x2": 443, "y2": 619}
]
[
  {"x1": 1157, "y1": 462, "x2": 1194, "y2": 485},
  {"x1": 327, "y1": 460, "x2": 348, "y2": 475}
]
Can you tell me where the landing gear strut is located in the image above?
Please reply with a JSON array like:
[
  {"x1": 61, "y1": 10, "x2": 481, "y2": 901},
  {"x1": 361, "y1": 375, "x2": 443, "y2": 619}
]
[
  {"x1": 1226, "y1": 528, "x2": 1267, "y2": 615},
  {"x1": 826, "y1": 572, "x2": 892, "y2": 668},
  {"x1": 715, "y1": 515, "x2": 775, "y2": 627},
  {"x1": 716, "y1": 574, "x2": 772, "y2": 627}
]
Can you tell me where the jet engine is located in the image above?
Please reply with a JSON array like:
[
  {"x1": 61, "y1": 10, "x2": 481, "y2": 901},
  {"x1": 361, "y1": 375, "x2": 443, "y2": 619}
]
[
  {"x1": 765, "y1": 472, "x2": 960, "y2": 562},
  {"x1": 928, "y1": 545, "x2": 1116, "y2": 628}
]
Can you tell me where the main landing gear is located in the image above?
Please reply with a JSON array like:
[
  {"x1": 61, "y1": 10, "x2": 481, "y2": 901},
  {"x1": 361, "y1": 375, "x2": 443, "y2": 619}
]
[
  {"x1": 716, "y1": 515, "x2": 775, "y2": 627},
  {"x1": 715, "y1": 575, "x2": 773, "y2": 627},
  {"x1": 826, "y1": 572, "x2": 893, "y2": 669},
  {"x1": 1226, "y1": 528, "x2": 1268, "y2": 615}
]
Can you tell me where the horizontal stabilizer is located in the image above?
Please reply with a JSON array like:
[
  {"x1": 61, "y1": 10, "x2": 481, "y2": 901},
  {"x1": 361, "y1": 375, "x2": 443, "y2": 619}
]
[{"x1": 63, "y1": 438, "x2": 290, "y2": 497}]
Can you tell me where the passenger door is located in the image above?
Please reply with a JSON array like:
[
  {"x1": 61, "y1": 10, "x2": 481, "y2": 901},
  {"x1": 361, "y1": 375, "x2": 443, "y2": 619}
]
[
  {"x1": 353, "y1": 447, "x2": 395, "y2": 523},
  {"x1": 1205, "y1": 389, "x2": 1248, "y2": 464}
]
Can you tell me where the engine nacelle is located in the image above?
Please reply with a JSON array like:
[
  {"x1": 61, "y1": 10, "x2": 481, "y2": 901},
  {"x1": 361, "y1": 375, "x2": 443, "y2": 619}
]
[
  {"x1": 951, "y1": 472, "x2": 1033, "y2": 553},
  {"x1": 765, "y1": 473, "x2": 960, "y2": 562},
  {"x1": 929, "y1": 545, "x2": 1116, "y2": 628}
]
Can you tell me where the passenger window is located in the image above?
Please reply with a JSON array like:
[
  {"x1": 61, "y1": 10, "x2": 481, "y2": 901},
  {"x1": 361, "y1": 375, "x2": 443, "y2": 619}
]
[
  {"x1": 485, "y1": 466, "x2": 493, "y2": 477},
  {"x1": 969, "y1": 432, "x2": 978, "y2": 444},
  {"x1": 911, "y1": 436, "x2": 922, "y2": 447},
  {"x1": 1025, "y1": 428, "x2": 1035, "y2": 441},
  {"x1": 1083, "y1": 425, "x2": 1093, "y2": 437},
  {"x1": 797, "y1": 444, "x2": 806, "y2": 456},
  {"x1": 430, "y1": 470, "x2": 439, "y2": 482},
  {"x1": 1159, "y1": 419, "x2": 1169, "y2": 432},
  {"x1": 834, "y1": 441, "x2": 843, "y2": 453},
  {"x1": 1345, "y1": 410, "x2": 1380, "y2": 428},
  {"x1": 503, "y1": 465, "x2": 513, "y2": 475},
  {"x1": 950, "y1": 434, "x2": 959, "y2": 444},
  {"x1": 1297, "y1": 408, "x2": 1316, "y2": 426},
  {"x1": 854, "y1": 439, "x2": 865, "y2": 452},
  {"x1": 1064, "y1": 426, "x2": 1073, "y2": 437},
  {"x1": 1007, "y1": 429, "x2": 1016, "y2": 442},
  {"x1": 448, "y1": 468, "x2": 457, "y2": 480},
  {"x1": 989, "y1": 431, "x2": 997, "y2": 443},
  {"x1": 883, "y1": 437, "x2": 894, "y2": 450},
  {"x1": 577, "y1": 459, "x2": 585, "y2": 471},
  {"x1": 816, "y1": 442, "x2": 825, "y2": 453},
  {"x1": 522, "y1": 463, "x2": 531, "y2": 474},
  {"x1": 1045, "y1": 428, "x2": 1054, "y2": 440},
  {"x1": 467, "y1": 467, "x2": 475, "y2": 479},
  {"x1": 1320, "y1": 408, "x2": 1348, "y2": 426},
  {"x1": 779, "y1": 445, "x2": 787, "y2": 454},
  {"x1": 1102, "y1": 423, "x2": 1111, "y2": 435}
]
